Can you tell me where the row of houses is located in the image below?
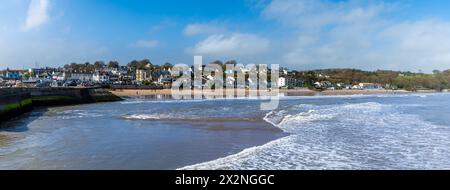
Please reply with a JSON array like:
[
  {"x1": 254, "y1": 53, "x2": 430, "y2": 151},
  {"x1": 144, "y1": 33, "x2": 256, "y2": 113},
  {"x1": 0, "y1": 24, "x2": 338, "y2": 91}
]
[
  {"x1": 1, "y1": 64, "x2": 304, "y2": 88},
  {"x1": 314, "y1": 81, "x2": 384, "y2": 90},
  {"x1": 0, "y1": 69, "x2": 26, "y2": 80},
  {"x1": 0, "y1": 66, "x2": 177, "y2": 88},
  {"x1": 66, "y1": 72, "x2": 112, "y2": 82},
  {"x1": 2, "y1": 64, "x2": 385, "y2": 90}
]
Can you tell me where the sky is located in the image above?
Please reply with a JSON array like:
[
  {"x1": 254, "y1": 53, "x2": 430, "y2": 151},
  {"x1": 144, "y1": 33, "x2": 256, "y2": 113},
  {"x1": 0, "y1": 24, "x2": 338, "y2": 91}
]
[{"x1": 2, "y1": 0, "x2": 450, "y2": 72}]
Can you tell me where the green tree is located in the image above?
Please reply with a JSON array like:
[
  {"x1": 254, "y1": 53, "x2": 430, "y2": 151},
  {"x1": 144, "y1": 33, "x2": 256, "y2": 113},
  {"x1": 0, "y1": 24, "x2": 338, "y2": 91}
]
[{"x1": 108, "y1": 61, "x2": 120, "y2": 69}]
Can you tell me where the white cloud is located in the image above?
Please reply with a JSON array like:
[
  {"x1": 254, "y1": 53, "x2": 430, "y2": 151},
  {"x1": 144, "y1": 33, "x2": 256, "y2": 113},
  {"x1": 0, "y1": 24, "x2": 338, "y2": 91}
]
[
  {"x1": 183, "y1": 22, "x2": 227, "y2": 36},
  {"x1": 262, "y1": 0, "x2": 450, "y2": 72},
  {"x1": 23, "y1": 0, "x2": 50, "y2": 31},
  {"x1": 379, "y1": 20, "x2": 450, "y2": 71},
  {"x1": 130, "y1": 40, "x2": 159, "y2": 49},
  {"x1": 263, "y1": 0, "x2": 390, "y2": 28},
  {"x1": 188, "y1": 33, "x2": 269, "y2": 56}
]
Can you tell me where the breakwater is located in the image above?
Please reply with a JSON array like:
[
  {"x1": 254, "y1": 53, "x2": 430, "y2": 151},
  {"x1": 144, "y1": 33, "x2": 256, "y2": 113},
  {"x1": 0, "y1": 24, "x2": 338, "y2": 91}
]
[{"x1": 0, "y1": 87, "x2": 122, "y2": 123}]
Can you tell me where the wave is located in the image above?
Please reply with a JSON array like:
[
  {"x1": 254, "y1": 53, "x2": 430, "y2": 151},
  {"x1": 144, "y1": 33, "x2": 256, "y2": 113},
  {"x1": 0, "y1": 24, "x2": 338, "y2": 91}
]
[
  {"x1": 180, "y1": 101, "x2": 450, "y2": 170},
  {"x1": 41, "y1": 109, "x2": 104, "y2": 120},
  {"x1": 120, "y1": 92, "x2": 447, "y2": 106},
  {"x1": 279, "y1": 92, "x2": 446, "y2": 100},
  {"x1": 263, "y1": 102, "x2": 385, "y2": 133},
  {"x1": 123, "y1": 113, "x2": 260, "y2": 122},
  {"x1": 123, "y1": 114, "x2": 200, "y2": 121},
  {"x1": 120, "y1": 99, "x2": 210, "y2": 105},
  {"x1": 179, "y1": 136, "x2": 293, "y2": 170}
]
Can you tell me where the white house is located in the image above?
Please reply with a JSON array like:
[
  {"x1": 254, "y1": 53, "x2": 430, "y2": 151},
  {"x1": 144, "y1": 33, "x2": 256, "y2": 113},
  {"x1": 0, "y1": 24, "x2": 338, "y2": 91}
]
[
  {"x1": 52, "y1": 72, "x2": 70, "y2": 81},
  {"x1": 70, "y1": 73, "x2": 93, "y2": 81},
  {"x1": 93, "y1": 72, "x2": 110, "y2": 82},
  {"x1": 359, "y1": 83, "x2": 383, "y2": 90},
  {"x1": 352, "y1": 85, "x2": 363, "y2": 90},
  {"x1": 278, "y1": 77, "x2": 286, "y2": 87},
  {"x1": 135, "y1": 69, "x2": 148, "y2": 82}
]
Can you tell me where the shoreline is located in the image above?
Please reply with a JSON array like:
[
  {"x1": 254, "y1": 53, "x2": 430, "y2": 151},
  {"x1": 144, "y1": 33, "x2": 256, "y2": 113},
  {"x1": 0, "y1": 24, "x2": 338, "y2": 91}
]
[
  {"x1": 109, "y1": 88, "x2": 426, "y2": 98},
  {"x1": 0, "y1": 88, "x2": 122, "y2": 124}
]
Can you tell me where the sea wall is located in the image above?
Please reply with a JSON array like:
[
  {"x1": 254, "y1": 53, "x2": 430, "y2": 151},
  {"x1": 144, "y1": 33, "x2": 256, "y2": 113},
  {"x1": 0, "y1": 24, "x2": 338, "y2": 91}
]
[
  {"x1": 0, "y1": 92, "x2": 33, "y2": 122},
  {"x1": 0, "y1": 88, "x2": 122, "y2": 123}
]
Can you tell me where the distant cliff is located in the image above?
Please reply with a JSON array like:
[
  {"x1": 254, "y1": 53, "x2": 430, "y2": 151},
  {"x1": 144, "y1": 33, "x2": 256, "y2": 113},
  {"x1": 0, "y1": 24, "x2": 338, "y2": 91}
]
[{"x1": 0, "y1": 88, "x2": 122, "y2": 123}]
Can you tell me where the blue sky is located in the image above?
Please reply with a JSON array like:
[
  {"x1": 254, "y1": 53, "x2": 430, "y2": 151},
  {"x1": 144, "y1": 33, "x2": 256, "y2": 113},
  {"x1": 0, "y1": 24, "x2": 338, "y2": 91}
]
[{"x1": 2, "y1": 0, "x2": 450, "y2": 72}]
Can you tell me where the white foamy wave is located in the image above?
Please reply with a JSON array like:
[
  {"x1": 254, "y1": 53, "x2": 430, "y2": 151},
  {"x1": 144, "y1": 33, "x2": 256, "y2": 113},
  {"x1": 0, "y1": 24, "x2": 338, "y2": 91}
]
[
  {"x1": 276, "y1": 110, "x2": 337, "y2": 132},
  {"x1": 278, "y1": 92, "x2": 443, "y2": 100},
  {"x1": 279, "y1": 94, "x2": 370, "y2": 100},
  {"x1": 181, "y1": 101, "x2": 450, "y2": 170},
  {"x1": 44, "y1": 109, "x2": 104, "y2": 120},
  {"x1": 123, "y1": 114, "x2": 200, "y2": 121},
  {"x1": 122, "y1": 113, "x2": 260, "y2": 122},
  {"x1": 264, "y1": 102, "x2": 387, "y2": 133},
  {"x1": 120, "y1": 100, "x2": 148, "y2": 105},
  {"x1": 179, "y1": 136, "x2": 293, "y2": 170},
  {"x1": 120, "y1": 99, "x2": 209, "y2": 105},
  {"x1": 375, "y1": 93, "x2": 444, "y2": 98},
  {"x1": 263, "y1": 110, "x2": 287, "y2": 127},
  {"x1": 180, "y1": 135, "x2": 361, "y2": 170}
]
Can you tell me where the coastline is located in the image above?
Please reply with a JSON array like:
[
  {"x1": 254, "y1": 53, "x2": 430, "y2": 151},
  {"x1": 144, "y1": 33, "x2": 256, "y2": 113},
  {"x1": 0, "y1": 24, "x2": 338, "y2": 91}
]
[
  {"x1": 0, "y1": 88, "x2": 122, "y2": 124},
  {"x1": 2, "y1": 88, "x2": 449, "y2": 169},
  {"x1": 109, "y1": 88, "x2": 418, "y2": 98}
]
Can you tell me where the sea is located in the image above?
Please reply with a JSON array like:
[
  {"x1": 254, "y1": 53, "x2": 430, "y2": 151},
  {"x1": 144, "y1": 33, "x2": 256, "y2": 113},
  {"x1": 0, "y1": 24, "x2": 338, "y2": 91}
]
[{"x1": 1, "y1": 93, "x2": 450, "y2": 170}]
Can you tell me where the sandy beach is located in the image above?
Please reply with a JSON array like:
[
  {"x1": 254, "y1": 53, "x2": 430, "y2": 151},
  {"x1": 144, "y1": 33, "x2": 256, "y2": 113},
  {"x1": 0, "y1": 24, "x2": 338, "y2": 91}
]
[{"x1": 109, "y1": 88, "x2": 414, "y2": 98}]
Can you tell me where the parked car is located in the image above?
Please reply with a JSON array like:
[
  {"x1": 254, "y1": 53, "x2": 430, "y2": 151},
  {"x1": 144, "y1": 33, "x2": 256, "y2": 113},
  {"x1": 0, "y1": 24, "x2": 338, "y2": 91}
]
[
  {"x1": 63, "y1": 80, "x2": 77, "y2": 87},
  {"x1": 82, "y1": 82, "x2": 95, "y2": 87},
  {"x1": 52, "y1": 81, "x2": 64, "y2": 87},
  {"x1": 113, "y1": 81, "x2": 125, "y2": 85},
  {"x1": 36, "y1": 81, "x2": 51, "y2": 88}
]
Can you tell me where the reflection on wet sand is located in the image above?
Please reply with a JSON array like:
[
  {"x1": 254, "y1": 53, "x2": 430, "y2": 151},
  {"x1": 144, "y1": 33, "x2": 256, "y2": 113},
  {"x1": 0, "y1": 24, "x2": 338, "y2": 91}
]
[{"x1": 0, "y1": 134, "x2": 13, "y2": 147}]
